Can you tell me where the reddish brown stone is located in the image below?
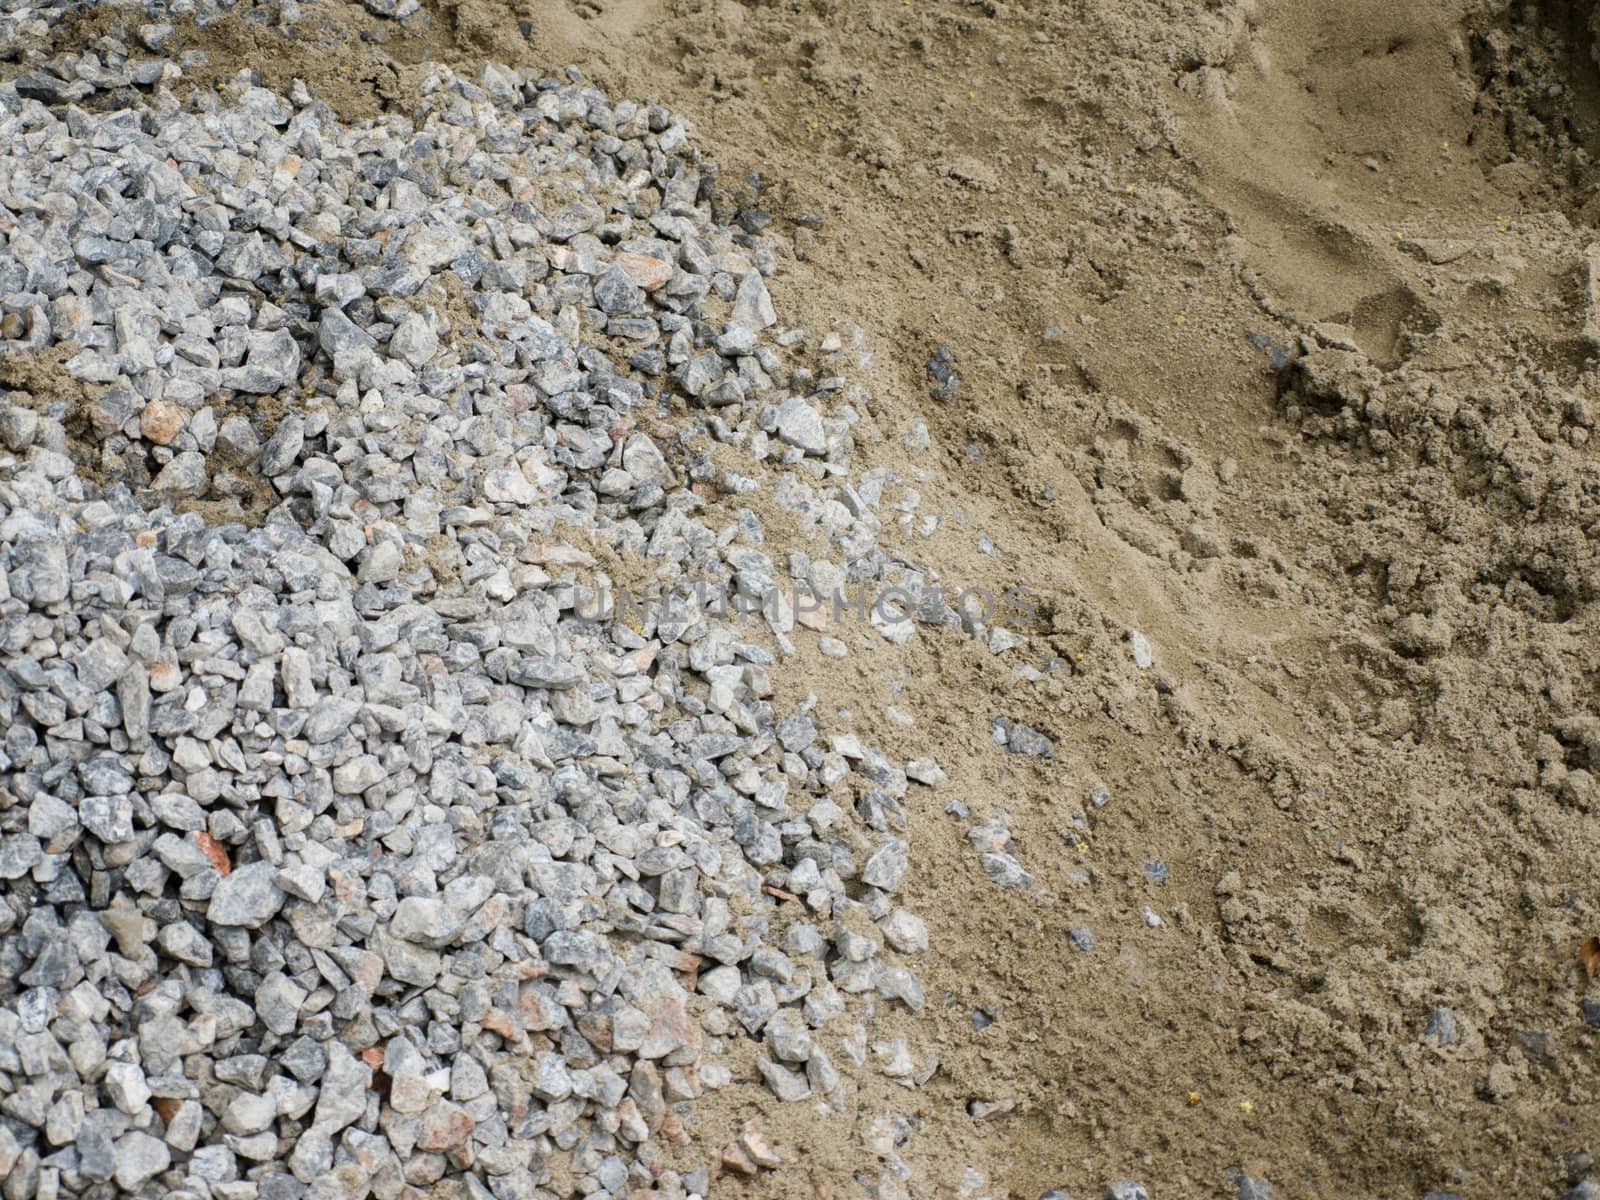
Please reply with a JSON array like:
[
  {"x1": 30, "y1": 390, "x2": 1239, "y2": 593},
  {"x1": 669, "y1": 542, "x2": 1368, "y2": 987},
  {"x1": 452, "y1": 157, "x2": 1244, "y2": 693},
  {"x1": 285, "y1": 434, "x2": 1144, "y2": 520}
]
[
  {"x1": 414, "y1": 1101, "x2": 474, "y2": 1152},
  {"x1": 740, "y1": 1119, "x2": 782, "y2": 1168},
  {"x1": 637, "y1": 988, "x2": 699, "y2": 1060},
  {"x1": 194, "y1": 831, "x2": 230, "y2": 876},
  {"x1": 574, "y1": 1007, "x2": 613, "y2": 1053},
  {"x1": 614, "y1": 251, "x2": 672, "y2": 290},
  {"x1": 139, "y1": 400, "x2": 184, "y2": 445},
  {"x1": 658, "y1": 1112, "x2": 689, "y2": 1145},
  {"x1": 481, "y1": 1007, "x2": 526, "y2": 1048}
]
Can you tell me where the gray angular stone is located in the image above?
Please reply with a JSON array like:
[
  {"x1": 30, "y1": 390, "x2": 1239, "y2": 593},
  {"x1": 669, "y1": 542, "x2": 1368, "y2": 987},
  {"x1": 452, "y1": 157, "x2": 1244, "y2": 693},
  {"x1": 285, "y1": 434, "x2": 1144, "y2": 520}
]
[
  {"x1": 390, "y1": 896, "x2": 464, "y2": 948},
  {"x1": 530, "y1": 1052, "x2": 572, "y2": 1101},
  {"x1": 375, "y1": 929, "x2": 441, "y2": 987},
  {"x1": 880, "y1": 909, "x2": 928, "y2": 954},
  {"x1": 312, "y1": 1042, "x2": 371, "y2": 1134},
  {"x1": 12, "y1": 540, "x2": 69, "y2": 607},
  {"x1": 755, "y1": 1057, "x2": 810, "y2": 1102},
  {"x1": 207, "y1": 861, "x2": 286, "y2": 929},
  {"x1": 389, "y1": 311, "x2": 438, "y2": 366},
  {"x1": 1423, "y1": 1006, "x2": 1458, "y2": 1046},
  {"x1": 113, "y1": 1131, "x2": 170, "y2": 1189},
  {"x1": 152, "y1": 451, "x2": 208, "y2": 495},
  {"x1": 164, "y1": 1100, "x2": 203, "y2": 1152},
  {"x1": 0, "y1": 834, "x2": 44, "y2": 880},
  {"x1": 318, "y1": 308, "x2": 376, "y2": 356},
  {"x1": 360, "y1": 0, "x2": 421, "y2": 17},
  {"x1": 277, "y1": 862, "x2": 326, "y2": 903},
  {"x1": 157, "y1": 920, "x2": 213, "y2": 966},
  {"x1": 222, "y1": 1090, "x2": 276, "y2": 1136},
  {"x1": 0, "y1": 404, "x2": 39, "y2": 450},
  {"x1": 80, "y1": 795, "x2": 135, "y2": 843},
  {"x1": 223, "y1": 329, "x2": 301, "y2": 393},
  {"x1": 877, "y1": 966, "x2": 924, "y2": 1011},
  {"x1": 119, "y1": 663, "x2": 151, "y2": 741},
  {"x1": 282, "y1": 1037, "x2": 328, "y2": 1084},
  {"x1": 775, "y1": 396, "x2": 826, "y2": 455},
  {"x1": 256, "y1": 972, "x2": 308, "y2": 1036},
  {"x1": 594, "y1": 265, "x2": 643, "y2": 315},
  {"x1": 73, "y1": 638, "x2": 128, "y2": 692},
  {"x1": 333, "y1": 755, "x2": 386, "y2": 794},
  {"x1": 860, "y1": 838, "x2": 907, "y2": 891},
  {"x1": 1228, "y1": 1173, "x2": 1277, "y2": 1200},
  {"x1": 260, "y1": 415, "x2": 306, "y2": 476},
  {"x1": 764, "y1": 1010, "x2": 812, "y2": 1063},
  {"x1": 29, "y1": 795, "x2": 77, "y2": 842},
  {"x1": 104, "y1": 1060, "x2": 151, "y2": 1114},
  {"x1": 216, "y1": 415, "x2": 261, "y2": 463},
  {"x1": 731, "y1": 271, "x2": 777, "y2": 330},
  {"x1": 981, "y1": 851, "x2": 1032, "y2": 890}
]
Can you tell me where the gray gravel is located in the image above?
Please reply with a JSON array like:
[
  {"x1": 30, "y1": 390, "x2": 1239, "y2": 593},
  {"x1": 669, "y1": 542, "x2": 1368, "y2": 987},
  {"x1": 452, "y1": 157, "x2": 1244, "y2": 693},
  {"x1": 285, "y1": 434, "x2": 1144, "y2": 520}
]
[{"x1": 0, "y1": 50, "x2": 940, "y2": 1200}]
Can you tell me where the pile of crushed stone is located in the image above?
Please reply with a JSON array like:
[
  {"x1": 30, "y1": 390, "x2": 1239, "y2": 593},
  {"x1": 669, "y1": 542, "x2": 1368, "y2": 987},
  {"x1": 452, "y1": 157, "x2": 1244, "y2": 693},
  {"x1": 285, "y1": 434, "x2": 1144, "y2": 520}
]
[{"x1": 0, "y1": 52, "x2": 944, "y2": 1200}]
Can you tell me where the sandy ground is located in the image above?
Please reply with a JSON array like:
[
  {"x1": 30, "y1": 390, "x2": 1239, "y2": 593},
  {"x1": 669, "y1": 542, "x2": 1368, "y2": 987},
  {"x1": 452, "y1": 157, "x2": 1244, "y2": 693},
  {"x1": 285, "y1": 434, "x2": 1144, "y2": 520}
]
[{"x1": 13, "y1": 0, "x2": 1600, "y2": 1195}]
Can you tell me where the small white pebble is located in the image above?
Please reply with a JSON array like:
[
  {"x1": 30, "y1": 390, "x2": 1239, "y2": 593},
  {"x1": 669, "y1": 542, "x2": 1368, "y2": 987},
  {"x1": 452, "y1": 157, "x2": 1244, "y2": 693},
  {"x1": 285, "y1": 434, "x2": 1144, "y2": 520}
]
[{"x1": 1128, "y1": 630, "x2": 1154, "y2": 669}]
